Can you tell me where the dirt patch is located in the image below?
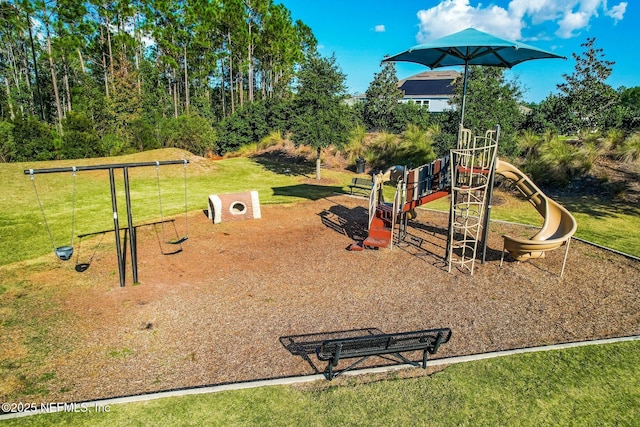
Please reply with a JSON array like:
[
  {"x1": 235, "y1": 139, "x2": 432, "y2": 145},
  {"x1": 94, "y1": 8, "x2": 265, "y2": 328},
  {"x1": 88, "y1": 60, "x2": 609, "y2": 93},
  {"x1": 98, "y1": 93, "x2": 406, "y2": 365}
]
[{"x1": 4, "y1": 193, "x2": 639, "y2": 404}]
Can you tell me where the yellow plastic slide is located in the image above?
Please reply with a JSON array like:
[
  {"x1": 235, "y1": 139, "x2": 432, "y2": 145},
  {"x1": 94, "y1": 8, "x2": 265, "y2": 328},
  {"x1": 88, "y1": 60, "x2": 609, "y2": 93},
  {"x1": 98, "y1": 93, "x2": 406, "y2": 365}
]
[{"x1": 495, "y1": 160, "x2": 577, "y2": 261}]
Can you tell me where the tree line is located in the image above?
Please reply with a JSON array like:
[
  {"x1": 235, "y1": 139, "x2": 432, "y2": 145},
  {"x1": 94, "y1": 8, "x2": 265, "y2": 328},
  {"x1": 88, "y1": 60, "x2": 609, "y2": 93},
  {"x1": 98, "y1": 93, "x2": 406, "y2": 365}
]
[
  {"x1": 1, "y1": 0, "x2": 639, "y2": 185},
  {"x1": 0, "y1": 0, "x2": 316, "y2": 160}
]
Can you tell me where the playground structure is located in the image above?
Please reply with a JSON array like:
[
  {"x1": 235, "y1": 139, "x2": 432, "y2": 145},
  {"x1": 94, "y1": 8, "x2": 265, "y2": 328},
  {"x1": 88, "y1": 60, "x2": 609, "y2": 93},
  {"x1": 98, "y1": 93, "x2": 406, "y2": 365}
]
[
  {"x1": 350, "y1": 126, "x2": 577, "y2": 276},
  {"x1": 26, "y1": 159, "x2": 189, "y2": 287}
]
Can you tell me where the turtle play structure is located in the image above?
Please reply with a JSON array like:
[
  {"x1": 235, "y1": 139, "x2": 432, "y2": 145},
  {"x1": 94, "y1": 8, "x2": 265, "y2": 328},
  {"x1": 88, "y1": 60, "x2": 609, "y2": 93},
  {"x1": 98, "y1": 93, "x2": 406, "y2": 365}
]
[{"x1": 349, "y1": 126, "x2": 577, "y2": 276}]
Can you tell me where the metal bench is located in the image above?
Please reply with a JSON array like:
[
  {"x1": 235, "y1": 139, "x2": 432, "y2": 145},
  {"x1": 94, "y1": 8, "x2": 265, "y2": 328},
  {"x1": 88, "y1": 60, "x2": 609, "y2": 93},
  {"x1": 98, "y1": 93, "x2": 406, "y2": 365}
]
[
  {"x1": 315, "y1": 328, "x2": 452, "y2": 380},
  {"x1": 349, "y1": 177, "x2": 374, "y2": 195}
]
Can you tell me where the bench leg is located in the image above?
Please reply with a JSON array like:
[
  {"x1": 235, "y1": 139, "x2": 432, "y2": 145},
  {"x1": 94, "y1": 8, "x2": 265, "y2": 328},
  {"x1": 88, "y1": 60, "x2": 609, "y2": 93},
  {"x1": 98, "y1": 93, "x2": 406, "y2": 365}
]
[{"x1": 323, "y1": 356, "x2": 371, "y2": 381}]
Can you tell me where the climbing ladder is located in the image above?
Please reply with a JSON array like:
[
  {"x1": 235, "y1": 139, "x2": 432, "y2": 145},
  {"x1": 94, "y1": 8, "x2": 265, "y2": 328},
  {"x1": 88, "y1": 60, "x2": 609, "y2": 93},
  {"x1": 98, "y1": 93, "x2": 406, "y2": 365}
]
[{"x1": 447, "y1": 127, "x2": 499, "y2": 274}]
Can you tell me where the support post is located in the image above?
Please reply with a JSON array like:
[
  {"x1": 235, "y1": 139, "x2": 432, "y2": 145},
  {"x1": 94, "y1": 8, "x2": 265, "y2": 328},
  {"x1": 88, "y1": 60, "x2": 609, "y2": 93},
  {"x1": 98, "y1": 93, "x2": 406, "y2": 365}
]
[
  {"x1": 123, "y1": 167, "x2": 138, "y2": 284},
  {"x1": 481, "y1": 158, "x2": 496, "y2": 264},
  {"x1": 109, "y1": 168, "x2": 125, "y2": 288},
  {"x1": 481, "y1": 125, "x2": 500, "y2": 264}
]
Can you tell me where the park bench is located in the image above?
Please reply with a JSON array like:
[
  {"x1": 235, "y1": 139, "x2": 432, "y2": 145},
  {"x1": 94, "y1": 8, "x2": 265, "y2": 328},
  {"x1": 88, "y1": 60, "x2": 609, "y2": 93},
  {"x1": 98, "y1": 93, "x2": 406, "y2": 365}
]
[
  {"x1": 315, "y1": 328, "x2": 452, "y2": 380},
  {"x1": 349, "y1": 177, "x2": 374, "y2": 195}
]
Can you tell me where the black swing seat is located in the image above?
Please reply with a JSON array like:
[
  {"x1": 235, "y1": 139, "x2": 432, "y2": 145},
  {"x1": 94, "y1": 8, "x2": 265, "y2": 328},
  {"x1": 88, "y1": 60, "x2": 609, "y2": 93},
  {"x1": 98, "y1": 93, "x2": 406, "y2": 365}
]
[
  {"x1": 167, "y1": 236, "x2": 188, "y2": 245},
  {"x1": 55, "y1": 245, "x2": 74, "y2": 261}
]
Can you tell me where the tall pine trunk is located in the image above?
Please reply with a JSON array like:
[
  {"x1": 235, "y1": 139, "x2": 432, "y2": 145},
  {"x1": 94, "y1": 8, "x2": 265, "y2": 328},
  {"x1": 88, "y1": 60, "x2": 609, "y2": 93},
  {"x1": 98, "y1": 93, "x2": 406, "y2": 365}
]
[
  {"x1": 227, "y1": 32, "x2": 234, "y2": 114},
  {"x1": 316, "y1": 146, "x2": 322, "y2": 180},
  {"x1": 45, "y1": 24, "x2": 63, "y2": 134},
  {"x1": 63, "y1": 55, "x2": 72, "y2": 113},
  {"x1": 247, "y1": 22, "x2": 253, "y2": 102},
  {"x1": 183, "y1": 45, "x2": 189, "y2": 115},
  {"x1": 100, "y1": 18, "x2": 109, "y2": 98}
]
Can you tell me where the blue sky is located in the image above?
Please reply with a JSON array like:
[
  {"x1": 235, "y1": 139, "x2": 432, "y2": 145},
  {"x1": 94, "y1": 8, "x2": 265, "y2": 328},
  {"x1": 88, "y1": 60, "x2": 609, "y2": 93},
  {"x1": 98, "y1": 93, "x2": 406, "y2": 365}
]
[{"x1": 279, "y1": 0, "x2": 638, "y2": 103}]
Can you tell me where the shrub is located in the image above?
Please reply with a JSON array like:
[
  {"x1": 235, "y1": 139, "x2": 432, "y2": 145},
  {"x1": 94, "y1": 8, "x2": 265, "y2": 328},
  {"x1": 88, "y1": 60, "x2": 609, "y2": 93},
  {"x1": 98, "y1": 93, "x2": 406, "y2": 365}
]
[
  {"x1": 397, "y1": 124, "x2": 438, "y2": 167},
  {"x1": 342, "y1": 125, "x2": 366, "y2": 163},
  {"x1": 538, "y1": 136, "x2": 586, "y2": 185},
  {"x1": 618, "y1": 132, "x2": 640, "y2": 165},
  {"x1": 11, "y1": 115, "x2": 56, "y2": 161},
  {"x1": 217, "y1": 102, "x2": 269, "y2": 154},
  {"x1": 158, "y1": 114, "x2": 217, "y2": 156},
  {"x1": 0, "y1": 120, "x2": 15, "y2": 162},
  {"x1": 101, "y1": 133, "x2": 129, "y2": 157},
  {"x1": 59, "y1": 112, "x2": 102, "y2": 159},
  {"x1": 366, "y1": 132, "x2": 401, "y2": 170},
  {"x1": 258, "y1": 130, "x2": 284, "y2": 150}
]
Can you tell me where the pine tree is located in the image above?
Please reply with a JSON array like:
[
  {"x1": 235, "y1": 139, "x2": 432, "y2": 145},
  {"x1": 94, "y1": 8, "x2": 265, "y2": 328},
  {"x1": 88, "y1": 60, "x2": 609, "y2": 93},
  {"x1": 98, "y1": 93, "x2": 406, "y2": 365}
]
[
  {"x1": 363, "y1": 60, "x2": 403, "y2": 132},
  {"x1": 291, "y1": 53, "x2": 350, "y2": 179},
  {"x1": 557, "y1": 37, "x2": 618, "y2": 133}
]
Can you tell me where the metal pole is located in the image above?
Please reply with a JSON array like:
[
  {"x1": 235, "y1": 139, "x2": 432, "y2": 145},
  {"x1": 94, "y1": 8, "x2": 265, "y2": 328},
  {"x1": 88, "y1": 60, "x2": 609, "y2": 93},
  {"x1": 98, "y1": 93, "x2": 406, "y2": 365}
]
[
  {"x1": 460, "y1": 62, "x2": 469, "y2": 129},
  {"x1": 24, "y1": 159, "x2": 189, "y2": 175},
  {"x1": 481, "y1": 158, "x2": 496, "y2": 264},
  {"x1": 123, "y1": 167, "x2": 138, "y2": 284},
  {"x1": 109, "y1": 168, "x2": 125, "y2": 288},
  {"x1": 481, "y1": 125, "x2": 500, "y2": 264}
]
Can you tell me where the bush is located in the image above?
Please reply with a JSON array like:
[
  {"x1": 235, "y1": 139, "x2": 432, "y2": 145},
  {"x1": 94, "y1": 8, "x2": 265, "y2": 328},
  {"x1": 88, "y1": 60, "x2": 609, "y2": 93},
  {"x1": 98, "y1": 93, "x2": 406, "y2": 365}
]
[
  {"x1": 0, "y1": 120, "x2": 15, "y2": 162},
  {"x1": 59, "y1": 112, "x2": 102, "y2": 159},
  {"x1": 397, "y1": 124, "x2": 438, "y2": 167},
  {"x1": 217, "y1": 102, "x2": 269, "y2": 154},
  {"x1": 158, "y1": 114, "x2": 217, "y2": 156},
  {"x1": 517, "y1": 131, "x2": 591, "y2": 186},
  {"x1": 258, "y1": 130, "x2": 284, "y2": 150},
  {"x1": 130, "y1": 118, "x2": 159, "y2": 152},
  {"x1": 342, "y1": 125, "x2": 366, "y2": 163},
  {"x1": 11, "y1": 115, "x2": 56, "y2": 161},
  {"x1": 101, "y1": 133, "x2": 130, "y2": 157},
  {"x1": 538, "y1": 136, "x2": 587, "y2": 185},
  {"x1": 390, "y1": 102, "x2": 433, "y2": 133},
  {"x1": 618, "y1": 132, "x2": 640, "y2": 165}
]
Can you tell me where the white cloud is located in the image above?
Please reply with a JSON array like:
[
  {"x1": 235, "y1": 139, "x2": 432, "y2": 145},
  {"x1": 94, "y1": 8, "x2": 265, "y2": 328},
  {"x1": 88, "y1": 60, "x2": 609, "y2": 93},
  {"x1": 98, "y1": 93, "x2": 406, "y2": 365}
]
[
  {"x1": 416, "y1": 0, "x2": 627, "y2": 42},
  {"x1": 556, "y1": 10, "x2": 591, "y2": 38},
  {"x1": 605, "y1": 2, "x2": 627, "y2": 21},
  {"x1": 374, "y1": 24, "x2": 386, "y2": 33}
]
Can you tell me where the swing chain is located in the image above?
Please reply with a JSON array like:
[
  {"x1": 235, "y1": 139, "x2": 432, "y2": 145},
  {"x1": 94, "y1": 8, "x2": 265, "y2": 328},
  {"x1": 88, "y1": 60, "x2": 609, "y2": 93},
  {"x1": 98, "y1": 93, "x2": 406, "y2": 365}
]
[
  {"x1": 70, "y1": 166, "x2": 76, "y2": 247},
  {"x1": 30, "y1": 169, "x2": 57, "y2": 253},
  {"x1": 155, "y1": 160, "x2": 188, "y2": 245},
  {"x1": 30, "y1": 167, "x2": 77, "y2": 258},
  {"x1": 182, "y1": 159, "x2": 188, "y2": 239},
  {"x1": 155, "y1": 161, "x2": 166, "y2": 241}
]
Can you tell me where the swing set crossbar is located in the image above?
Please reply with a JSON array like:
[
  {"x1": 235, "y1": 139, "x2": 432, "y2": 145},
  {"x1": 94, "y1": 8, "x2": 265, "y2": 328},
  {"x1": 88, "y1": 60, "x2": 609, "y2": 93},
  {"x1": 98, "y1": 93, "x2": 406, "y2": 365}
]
[{"x1": 24, "y1": 159, "x2": 188, "y2": 176}]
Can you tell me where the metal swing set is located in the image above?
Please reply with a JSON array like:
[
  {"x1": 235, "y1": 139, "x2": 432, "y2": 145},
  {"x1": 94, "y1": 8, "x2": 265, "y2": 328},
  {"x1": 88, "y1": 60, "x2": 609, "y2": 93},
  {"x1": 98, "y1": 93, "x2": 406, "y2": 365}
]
[{"x1": 25, "y1": 159, "x2": 189, "y2": 287}]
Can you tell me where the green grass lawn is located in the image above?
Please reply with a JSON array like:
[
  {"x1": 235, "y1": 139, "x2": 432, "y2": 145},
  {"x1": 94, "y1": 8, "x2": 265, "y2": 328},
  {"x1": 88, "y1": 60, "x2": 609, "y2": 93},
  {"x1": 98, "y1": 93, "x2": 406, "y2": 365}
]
[
  {"x1": 418, "y1": 189, "x2": 640, "y2": 258},
  {"x1": 3, "y1": 148, "x2": 639, "y2": 266},
  {"x1": 4, "y1": 339, "x2": 639, "y2": 426},
  {"x1": 0, "y1": 149, "x2": 357, "y2": 266}
]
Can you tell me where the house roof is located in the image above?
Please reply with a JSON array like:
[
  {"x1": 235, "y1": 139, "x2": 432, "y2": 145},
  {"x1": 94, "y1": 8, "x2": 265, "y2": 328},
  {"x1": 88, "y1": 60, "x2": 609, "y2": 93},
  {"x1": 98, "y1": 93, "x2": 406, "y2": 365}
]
[{"x1": 398, "y1": 71, "x2": 460, "y2": 97}]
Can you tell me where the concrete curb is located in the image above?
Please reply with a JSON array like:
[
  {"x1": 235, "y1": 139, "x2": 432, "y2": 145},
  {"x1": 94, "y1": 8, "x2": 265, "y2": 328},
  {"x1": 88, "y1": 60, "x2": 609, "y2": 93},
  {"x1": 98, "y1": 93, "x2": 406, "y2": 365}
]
[{"x1": 2, "y1": 335, "x2": 639, "y2": 420}]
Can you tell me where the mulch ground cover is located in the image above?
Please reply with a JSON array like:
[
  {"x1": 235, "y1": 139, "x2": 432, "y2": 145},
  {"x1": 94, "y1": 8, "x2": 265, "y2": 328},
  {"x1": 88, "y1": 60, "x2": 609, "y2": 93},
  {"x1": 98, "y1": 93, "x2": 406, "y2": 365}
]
[{"x1": 3, "y1": 193, "x2": 639, "y2": 403}]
